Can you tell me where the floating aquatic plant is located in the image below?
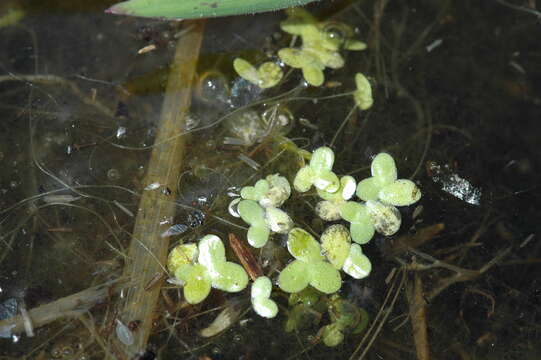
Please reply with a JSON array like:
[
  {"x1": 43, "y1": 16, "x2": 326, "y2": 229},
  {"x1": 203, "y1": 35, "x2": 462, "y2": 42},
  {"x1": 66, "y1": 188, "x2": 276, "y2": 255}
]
[
  {"x1": 157, "y1": 8, "x2": 424, "y2": 346},
  {"x1": 233, "y1": 58, "x2": 283, "y2": 89},
  {"x1": 339, "y1": 201, "x2": 376, "y2": 244},
  {"x1": 240, "y1": 174, "x2": 291, "y2": 208},
  {"x1": 356, "y1": 153, "x2": 421, "y2": 206},
  {"x1": 251, "y1": 276, "x2": 278, "y2": 318},
  {"x1": 293, "y1": 146, "x2": 340, "y2": 193},
  {"x1": 278, "y1": 228, "x2": 341, "y2": 294},
  {"x1": 236, "y1": 199, "x2": 293, "y2": 247},
  {"x1": 278, "y1": 8, "x2": 367, "y2": 86},
  {"x1": 353, "y1": 73, "x2": 374, "y2": 110},
  {"x1": 321, "y1": 295, "x2": 370, "y2": 347},
  {"x1": 315, "y1": 175, "x2": 356, "y2": 221},
  {"x1": 167, "y1": 235, "x2": 249, "y2": 304},
  {"x1": 232, "y1": 174, "x2": 293, "y2": 248},
  {"x1": 320, "y1": 224, "x2": 372, "y2": 279}
]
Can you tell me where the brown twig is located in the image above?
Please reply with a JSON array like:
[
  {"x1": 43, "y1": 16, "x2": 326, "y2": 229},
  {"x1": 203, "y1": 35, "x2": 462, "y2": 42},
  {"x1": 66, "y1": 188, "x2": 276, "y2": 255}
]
[
  {"x1": 114, "y1": 20, "x2": 206, "y2": 358},
  {"x1": 0, "y1": 279, "x2": 121, "y2": 336},
  {"x1": 406, "y1": 273, "x2": 430, "y2": 360},
  {"x1": 402, "y1": 246, "x2": 513, "y2": 302},
  {"x1": 387, "y1": 223, "x2": 445, "y2": 257},
  {"x1": 228, "y1": 233, "x2": 263, "y2": 281}
]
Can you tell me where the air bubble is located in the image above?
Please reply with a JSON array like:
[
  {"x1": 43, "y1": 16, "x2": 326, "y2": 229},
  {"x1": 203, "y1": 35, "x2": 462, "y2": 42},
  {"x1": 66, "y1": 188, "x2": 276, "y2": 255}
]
[{"x1": 107, "y1": 168, "x2": 121, "y2": 181}]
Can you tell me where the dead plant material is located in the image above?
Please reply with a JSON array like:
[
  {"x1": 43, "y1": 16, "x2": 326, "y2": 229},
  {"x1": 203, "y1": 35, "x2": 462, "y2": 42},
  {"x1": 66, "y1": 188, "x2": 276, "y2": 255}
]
[
  {"x1": 387, "y1": 223, "x2": 445, "y2": 257},
  {"x1": 115, "y1": 20, "x2": 206, "y2": 358},
  {"x1": 144, "y1": 272, "x2": 165, "y2": 292},
  {"x1": 403, "y1": 246, "x2": 513, "y2": 302},
  {"x1": 406, "y1": 273, "x2": 430, "y2": 360},
  {"x1": 460, "y1": 288, "x2": 495, "y2": 319},
  {"x1": 0, "y1": 279, "x2": 121, "y2": 336},
  {"x1": 229, "y1": 233, "x2": 263, "y2": 281}
]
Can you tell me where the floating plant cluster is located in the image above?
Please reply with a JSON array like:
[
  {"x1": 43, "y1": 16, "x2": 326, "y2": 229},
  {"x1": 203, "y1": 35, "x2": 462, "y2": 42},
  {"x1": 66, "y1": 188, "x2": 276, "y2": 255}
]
[
  {"x1": 167, "y1": 235, "x2": 248, "y2": 304},
  {"x1": 277, "y1": 7, "x2": 366, "y2": 86},
  {"x1": 168, "y1": 148, "x2": 421, "y2": 322},
  {"x1": 165, "y1": 7, "x2": 421, "y2": 347},
  {"x1": 233, "y1": 7, "x2": 374, "y2": 111}
]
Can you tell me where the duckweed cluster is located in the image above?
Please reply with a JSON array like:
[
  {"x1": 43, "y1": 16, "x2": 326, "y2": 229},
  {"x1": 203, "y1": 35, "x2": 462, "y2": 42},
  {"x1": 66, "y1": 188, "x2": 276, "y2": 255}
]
[
  {"x1": 166, "y1": 7, "x2": 420, "y2": 347},
  {"x1": 167, "y1": 235, "x2": 249, "y2": 304},
  {"x1": 278, "y1": 8, "x2": 366, "y2": 86},
  {"x1": 232, "y1": 8, "x2": 374, "y2": 111},
  {"x1": 230, "y1": 174, "x2": 293, "y2": 248},
  {"x1": 168, "y1": 148, "x2": 421, "y2": 319}
]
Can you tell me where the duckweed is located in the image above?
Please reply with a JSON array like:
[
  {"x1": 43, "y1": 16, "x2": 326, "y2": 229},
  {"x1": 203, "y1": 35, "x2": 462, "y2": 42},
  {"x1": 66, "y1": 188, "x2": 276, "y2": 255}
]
[
  {"x1": 233, "y1": 58, "x2": 283, "y2": 89},
  {"x1": 279, "y1": 228, "x2": 341, "y2": 294},
  {"x1": 278, "y1": 8, "x2": 366, "y2": 86},
  {"x1": 315, "y1": 175, "x2": 356, "y2": 221},
  {"x1": 353, "y1": 72, "x2": 374, "y2": 110},
  {"x1": 168, "y1": 235, "x2": 249, "y2": 304},
  {"x1": 293, "y1": 146, "x2": 340, "y2": 193},
  {"x1": 251, "y1": 276, "x2": 278, "y2": 318}
]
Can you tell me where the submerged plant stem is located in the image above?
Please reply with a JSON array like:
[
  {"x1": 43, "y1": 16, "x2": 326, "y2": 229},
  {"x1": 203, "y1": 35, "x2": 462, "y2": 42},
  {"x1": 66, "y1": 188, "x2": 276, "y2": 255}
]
[
  {"x1": 115, "y1": 20, "x2": 205, "y2": 357},
  {"x1": 0, "y1": 280, "x2": 121, "y2": 336},
  {"x1": 407, "y1": 273, "x2": 430, "y2": 360}
]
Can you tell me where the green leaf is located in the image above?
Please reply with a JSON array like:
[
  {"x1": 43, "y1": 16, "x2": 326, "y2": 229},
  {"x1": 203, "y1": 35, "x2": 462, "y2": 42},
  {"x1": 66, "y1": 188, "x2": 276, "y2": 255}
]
[
  {"x1": 321, "y1": 224, "x2": 351, "y2": 269},
  {"x1": 378, "y1": 179, "x2": 422, "y2": 206},
  {"x1": 183, "y1": 264, "x2": 212, "y2": 304},
  {"x1": 310, "y1": 146, "x2": 335, "y2": 172},
  {"x1": 107, "y1": 0, "x2": 321, "y2": 20},
  {"x1": 252, "y1": 297, "x2": 278, "y2": 318},
  {"x1": 278, "y1": 260, "x2": 310, "y2": 293},
  {"x1": 308, "y1": 261, "x2": 341, "y2": 294},
  {"x1": 212, "y1": 262, "x2": 249, "y2": 292},
  {"x1": 342, "y1": 244, "x2": 371, "y2": 279},
  {"x1": 293, "y1": 166, "x2": 315, "y2": 193},
  {"x1": 287, "y1": 228, "x2": 323, "y2": 262},
  {"x1": 355, "y1": 177, "x2": 381, "y2": 201},
  {"x1": 371, "y1": 153, "x2": 397, "y2": 186},
  {"x1": 238, "y1": 200, "x2": 266, "y2": 225},
  {"x1": 251, "y1": 276, "x2": 273, "y2": 299},
  {"x1": 247, "y1": 224, "x2": 270, "y2": 248}
]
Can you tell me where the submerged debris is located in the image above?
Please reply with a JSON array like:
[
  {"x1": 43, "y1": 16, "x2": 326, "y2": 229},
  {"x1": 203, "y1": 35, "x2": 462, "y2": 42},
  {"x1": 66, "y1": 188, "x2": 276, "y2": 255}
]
[
  {"x1": 115, "y1": 319, "x2": 134, "y2": 346},
  {"x1": 199, "y1": 300, "x2": 246, "y2": 338},
  {"x1": 428, "y1": 162, "x2": 482, "y2": 205},
  {"x1": 160, "y1": 224, "x2": 189, "y2": 238}
]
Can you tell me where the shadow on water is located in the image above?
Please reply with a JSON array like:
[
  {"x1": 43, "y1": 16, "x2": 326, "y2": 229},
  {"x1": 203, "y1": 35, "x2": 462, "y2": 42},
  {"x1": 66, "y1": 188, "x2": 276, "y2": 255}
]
[{"x1": 0, "y1": 0, "x2": 540, "y2": 359}]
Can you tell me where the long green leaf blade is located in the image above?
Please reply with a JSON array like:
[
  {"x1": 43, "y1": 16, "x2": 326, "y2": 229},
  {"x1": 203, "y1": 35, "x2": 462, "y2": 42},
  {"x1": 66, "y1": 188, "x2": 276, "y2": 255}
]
[{"x1": 106, "y1": 0, "x2": 321, "y2": 19}]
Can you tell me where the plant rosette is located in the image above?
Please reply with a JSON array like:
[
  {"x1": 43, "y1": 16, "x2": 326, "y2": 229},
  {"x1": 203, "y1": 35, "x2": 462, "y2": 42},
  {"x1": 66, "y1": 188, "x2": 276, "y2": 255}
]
[
  {"x1": 315, "y1": 175, "x2": 356, "y2": 221},
  {"x1": 251, "y1": 276, "x2": 278, "y2": 318},
  {"x1": 229, "y1": 174, "x2": 293, "y2": 248},
  {"x1": 320, "y1": 295, "x2": 369, "y2": 347},
  {"x1": 353, "y1": 72, "x2": 373, "y2": 110},
  {"x1": 278, "y1": 8, "x2": 366, "y2": 86},
  {"x1": 240, "y1": 174, "x2": 291, "y2": 208},
  {"x1": 278, "y1": 228, "x2": 342, "y2": 294},
  {"x1": 235, "y1": 199, "x2": 293, "y2": 248},
  {"x1": 293, "y1": 146, "x2": 340, "y2": 193},
  {"x1": 356, "y1": 153, "x2": 422, "y2": 207},
  {"x1": 167, "y1": 235, "x2": 249, "y2": 304},
  {"x1": 339, "y1": 198, "x2": 403, "y2": 241}
]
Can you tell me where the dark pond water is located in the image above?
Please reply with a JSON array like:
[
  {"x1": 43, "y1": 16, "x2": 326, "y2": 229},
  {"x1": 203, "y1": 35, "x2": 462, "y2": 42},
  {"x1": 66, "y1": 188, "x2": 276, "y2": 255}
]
[{"x1": 0, "y1": 0, "x2": 540, "y2": 359}]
